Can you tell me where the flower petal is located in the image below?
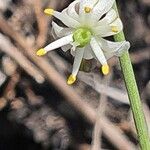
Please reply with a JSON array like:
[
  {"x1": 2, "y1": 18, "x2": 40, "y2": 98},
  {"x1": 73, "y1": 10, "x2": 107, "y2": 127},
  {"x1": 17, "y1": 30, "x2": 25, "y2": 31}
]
[
  {"x1": 96, "y1": 9, "x2": 117, "y2": 26},
  {"x1": 67, "y1": 0, "x2": 80, "y2": 21},
  {"x1": 70, "y1": 48, "x2": 75, "y2": 57},
  {"x1": 78, "y1": 0, "x2": 98, "y2": 25},
  {"x1": 51, "y1": 21, "x2": 64, "y2": 38},
  {"x1": 79, "y1": 0, "x2": 98, "y2": 14},
  {"x1": 93, "y1": 18, "x2": 123, "y2": 37},
  {"x1": 70, "y1": 45, "x2": 94, "y2": 59},
  {"x1": 44, "y1": 34, "x2": 73, "y2": 52},
  {"x1": 51, "y1": 22, "x2": 73, "y2": 52},
  {"x1": 90, "y1": 37, "x2": 107, "y2": 65},
  {"x1": 97, "y1": 38, "x2": 130, "y2": 59},
  {"x1": 61, "y1": 44, "x2": 72, "y2": 52},
  {"x1": 52, "y1": 21, "x2": 73, "y2": 38},
  {"x1": 45, "y1": 8, "x2": 80, "y2": 28},
  {"x1": 92, "y1": 0, "x2": 115, "y2": 21},
  {"x1": 83, "y1": 45, "x2": 94, "y2": 59},
  {"x1": 71, "y1": 47, "x2": 84, "y2": 76}
]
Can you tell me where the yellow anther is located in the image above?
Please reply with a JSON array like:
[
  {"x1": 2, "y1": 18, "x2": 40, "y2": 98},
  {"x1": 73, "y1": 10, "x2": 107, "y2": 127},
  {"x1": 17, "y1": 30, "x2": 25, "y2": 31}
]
[
  {"x1": 84, "y1": 7, "x2": 92, "y2": 13},
  {"x1": 101, "y1": 64, "x2": 109, "y2": 75},
  {"x1": 67, "y1": 75, "x2": 76, "y2": 85},
  {"x1": 36, "y1": 48, "x2": 47, "y2": 56},
  {"x1": 111, "y1": 26, "x2": 119, "y2": 33},
  {"x1": 44, "y1": 8, "x2": 54, "y2": 16}
]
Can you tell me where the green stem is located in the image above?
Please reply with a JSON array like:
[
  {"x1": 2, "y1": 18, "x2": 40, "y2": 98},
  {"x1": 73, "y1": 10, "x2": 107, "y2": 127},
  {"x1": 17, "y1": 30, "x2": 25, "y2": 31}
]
[{"x1": 114, "y1": 2, "x2": 150, "y2": 150}]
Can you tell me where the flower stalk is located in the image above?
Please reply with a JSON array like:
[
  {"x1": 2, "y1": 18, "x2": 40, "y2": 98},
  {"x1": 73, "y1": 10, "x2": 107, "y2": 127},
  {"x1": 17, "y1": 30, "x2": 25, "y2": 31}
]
[{"x1": 114, "y1": 2, "x2": 150, "y2": 149}]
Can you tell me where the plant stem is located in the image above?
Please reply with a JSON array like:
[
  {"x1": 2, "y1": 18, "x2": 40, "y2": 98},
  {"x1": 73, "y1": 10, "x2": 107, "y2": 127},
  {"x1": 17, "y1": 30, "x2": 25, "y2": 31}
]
[{"x1": 114, "y1": 2, "x2": 150, "y2": 150}]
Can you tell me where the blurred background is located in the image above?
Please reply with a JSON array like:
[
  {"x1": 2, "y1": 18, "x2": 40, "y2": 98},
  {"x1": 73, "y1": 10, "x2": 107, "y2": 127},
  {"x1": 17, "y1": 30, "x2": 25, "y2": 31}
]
[{"x1": 0, "y1": 0, "x2": 149, "y2": 150}]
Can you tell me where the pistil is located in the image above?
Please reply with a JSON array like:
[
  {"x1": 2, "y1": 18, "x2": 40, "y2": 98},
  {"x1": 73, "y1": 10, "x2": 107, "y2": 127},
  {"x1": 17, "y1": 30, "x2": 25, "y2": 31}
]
[{"x1": 73, "y1": 28, "x2": 92, "y2": 47}]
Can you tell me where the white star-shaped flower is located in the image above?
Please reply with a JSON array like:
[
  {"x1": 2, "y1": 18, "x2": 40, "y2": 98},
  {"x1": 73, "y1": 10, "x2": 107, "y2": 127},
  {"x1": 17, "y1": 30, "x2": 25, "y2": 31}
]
[{"x1": 36, "y1": 0, "x2": 130, "y2": 85}]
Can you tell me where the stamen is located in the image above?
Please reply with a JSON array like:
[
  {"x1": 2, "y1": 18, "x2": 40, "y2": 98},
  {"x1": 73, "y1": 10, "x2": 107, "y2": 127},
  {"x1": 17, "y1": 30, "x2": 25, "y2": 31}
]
[
  {"x1": 44, "y1": 8, "x2": 54, "y2": 16},
  {"x1": 84, "y1": 7, "x2": 92, "y2": 13},
  {"x1": 36, "y1": 48, "x2": 47, "y2": 56},
  {"x1": 111, "y1": 26, "x2": 119, "y2": 33},
  {"x1": 101, "y1": 64, "x2": 109, "y2": 75},
  {"x1": 67, "y1": 75, "x2": 76, "y2": 85}
]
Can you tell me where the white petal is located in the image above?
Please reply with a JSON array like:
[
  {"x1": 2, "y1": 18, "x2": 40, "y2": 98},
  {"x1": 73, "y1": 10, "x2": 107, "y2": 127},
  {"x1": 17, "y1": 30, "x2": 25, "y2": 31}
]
[
  {"x1": 93, "y1": 18, "x2": 123, "y2": 37},
  {"x1": 52, "y1": 21, "x2": 63, "y2": 38},
  {"x1": 83, "y1": 45, "x2": 94, "y2": 59},
  {"x1": 52, "y1": 21, "x2": 73, "y2": 38},
  {"x1": 92, "y1": 0, "x2": 115, "y2": 21},
  {"x1": 53, "y1": 10, "x2": 80, "y2": 28},
  {"x1": 44, "y1": 34, "x2": 73, "y2": 52},
  {"x1": 96, "y1": 9, "x2": 117, "y2": 26},
  {"x1": 72, "y1": 47, "x2": 84, "y2": 76},
  {"x1": 61, "y1": 44, "x2": 72, "y2": 52},
  {"x1": 70, "y1": 45, "x2": 94, "y2": 60},
  {"x1": 51, "y1": 22, "x2": 73, "y2": 52},
  {"x1": 79, "y1": 13, "x2": 94, "y2": 26},
  {"x1": 79, "y1": 0, "x2": 98, "y2": 15},
  {"x1": 67, "y1": 0, "x2": 80, "y2": 21},
  {"x1": 109, "y1": 18, "x2": 123, "y2": 32},
  {"x1": 70, "y1": 48, "x2": 76, "y2": 57},
  {"x1": 97, "y1": 38, "x2": 130, "y2": 59},
  {"x1": 79, "y1": 0, "x2": 98, "y2": 25},
  {"x1": 51, "y1": 27, "x2": 57, "y2": 39},
  {"x1": 90, "y1": 37, "x2": 107, "y2": 65},
  {"x1": 70, "y1": 45, "x2": 94, "y2": 59}
]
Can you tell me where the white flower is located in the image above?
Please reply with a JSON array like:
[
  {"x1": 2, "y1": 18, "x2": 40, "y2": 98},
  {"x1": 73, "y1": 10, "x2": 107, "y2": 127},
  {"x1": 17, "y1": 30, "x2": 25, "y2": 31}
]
[{"x1": 36, "y1": 0, "x2": 130, "y2": 85}]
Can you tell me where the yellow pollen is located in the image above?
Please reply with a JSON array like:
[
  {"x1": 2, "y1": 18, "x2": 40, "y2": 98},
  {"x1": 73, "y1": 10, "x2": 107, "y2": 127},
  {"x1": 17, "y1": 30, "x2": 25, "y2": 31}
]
[
  {"x1": 111, "y1": 26, "x2": 119, "y2": 33},
  {"x1": 67, "y1": 75, "x2": 76, "y2": 85},
  {"x1": 101, "y1": 64, "x2": 110, "y2": 75},
  {"x1": 44, "y1": 8, "x2": 54, "y2": 16},
  {"x1": 84, "y1": 7, "x2": 92, "y2": 13},
  {"x1": 36, "y1": 48, "x2": 47, "y2": 56}
]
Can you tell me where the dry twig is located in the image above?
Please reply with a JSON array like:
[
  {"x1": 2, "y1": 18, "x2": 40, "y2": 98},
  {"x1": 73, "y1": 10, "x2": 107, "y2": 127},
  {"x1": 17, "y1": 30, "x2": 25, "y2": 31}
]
[{"x1": 0, "y1": 33, "x2": 44, "y2": 83}]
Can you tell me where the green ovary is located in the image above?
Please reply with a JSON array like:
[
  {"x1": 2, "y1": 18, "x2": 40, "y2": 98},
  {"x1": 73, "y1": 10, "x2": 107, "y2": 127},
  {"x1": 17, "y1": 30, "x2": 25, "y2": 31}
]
[{"x1": 73, "y1": 28, "x2": 92, "y2": 47}]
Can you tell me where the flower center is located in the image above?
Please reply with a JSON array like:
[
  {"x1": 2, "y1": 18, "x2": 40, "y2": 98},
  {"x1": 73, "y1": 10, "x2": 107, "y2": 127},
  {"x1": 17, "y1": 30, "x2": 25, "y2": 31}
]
[{"x1": 73, "y1": 28, "x2": 92, "y2": 47}]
